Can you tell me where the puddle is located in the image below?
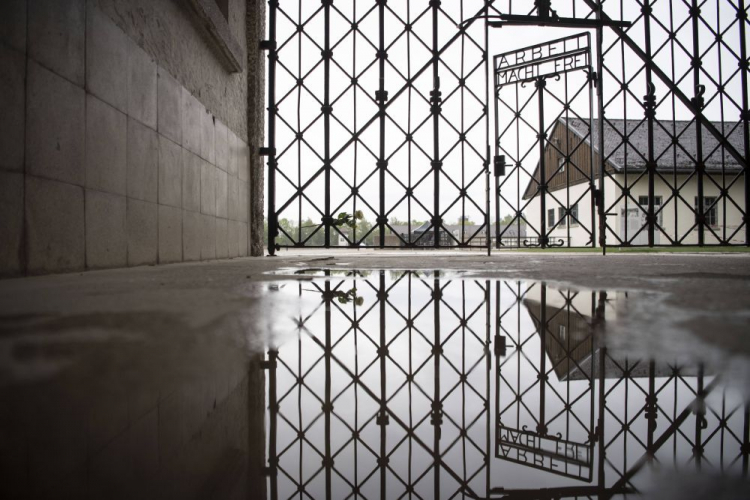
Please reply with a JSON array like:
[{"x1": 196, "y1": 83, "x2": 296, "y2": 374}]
[
  {"x1": 0, "y1": 269, "x2": 747, "y2": 498},
  {"x1": 263, "y1": 270, "x2": 750, "y2": 499}
]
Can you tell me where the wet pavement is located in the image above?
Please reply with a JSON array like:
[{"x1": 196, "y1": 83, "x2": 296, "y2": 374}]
[{"x1": 0, "y1": 253, "x2": 749, "y2": 499}]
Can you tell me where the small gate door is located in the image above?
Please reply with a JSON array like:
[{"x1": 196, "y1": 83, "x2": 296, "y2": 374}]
[{"x1": 493, "y1": 33, "x2": 600, "y2": 249}]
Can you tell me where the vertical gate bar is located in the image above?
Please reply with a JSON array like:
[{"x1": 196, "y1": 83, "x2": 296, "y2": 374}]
[
  {"x1": 379, "y1": 271, "x2": 387, "y2": 497},
  {"x1": 537, "y1": 78, "x2": 548, "y2": 248},
  {"x1": 694, "y1": 364, "x2": 705, "y2": 470},
  {"x1": 267, "y1": 0, "x2": 277, "y2": 256},
  {"x1": 485, "y1": 279, "x2": 491, "y2": 495},
  {"x1": 493, "y1": 55, "x2": 500, "y2": 249},
  {"x1": 742, "y1": 401, "x2": 749, "y2": 475},
  {"x1": 595, "y1": 3, "x2": 606, "y2": 254},
  {"x1": 691, "y1": 0, "x2": 705, "y2": 246},
  {"x1": 433, "y1": 275, "x2": 442, "y2": 497},
  {"x1": 431, "y1": 0, "x2": 441, "y2": 248},
  {"x1": 492, "y1": 281, "x2": 501, "y2": 491},
  {"x1": 378, "y1": 0, "x2": 386, "y2": 247},
  {"x1": 596, "y1": 291, "x2": 607, "y2": 488},
  {"x1": 587, "y1": 34, "x2": 596, "y2": 249},
  {"x1": 408, "y1": 3, "x2": 413, "y2": 245},
  {"x1": 353, "y1": 1, "x2": 359, "y2": 246},
  {"x1": 324, "y1": 0, "x2": 331, "y2": 247},
  {"x1": 324, "y1": 279, "x2": 332, "y2": 500},
  {"x1": 646, "y1": 360, "x2": 656, "y2": 457},
  {"x1": 485, "y1": 6, "x2": 491, "y2": 256},
  {"x1": 740, "y1": 0, "x2": 750, "y2": 246},
  {"x1": 643, "y1": 0, "x2": 656, "y2": 247},
  {"x1": 268, "y1": 350, "x2": 278, "y2": 500},
  {"x1": 538, "y1": 284, "x2": 547, "y2": 433}
]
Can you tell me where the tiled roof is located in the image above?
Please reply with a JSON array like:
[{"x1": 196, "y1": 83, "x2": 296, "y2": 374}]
[{"x1": 565, "y1": 118, "x2": 744, "y2": 172}]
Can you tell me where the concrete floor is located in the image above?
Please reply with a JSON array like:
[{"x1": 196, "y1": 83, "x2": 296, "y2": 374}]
[{"x1": 0, "y1": 252, "x2": 748, "y2": 498}]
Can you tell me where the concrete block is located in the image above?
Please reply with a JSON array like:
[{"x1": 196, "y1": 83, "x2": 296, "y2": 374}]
[
  {"x1": 157, "y1": 68, "x2": 182, "y2": 145},
  {"x1": 182, "y1": 89, "x2": 202, "y2": 155},
  {"x1": 86, "y1": 6, "x2": 129, "y2": 112},
  {"x1": 239, "y1": 222, "x2": 248, "y2": 257},
  {"x1": 126, "y1": 118, "x2": 158, "y2": 203},
  {"x1": 86, "y1": 95, "x2": 127, "y2": 195},
  {"x1": 227, "y1": 178, "x2": 240, "y2": 221},
  {"x1": 0, "y1": 171, "x2": 23, "y2": 276},
  {"x1": 200, "y1": 162, "x2": 216, "y2": 216},
  {"x1": 238, "y1": 180, "x2": 248, "y2": 223},
  {"x1": 0, "y1": 45, "x2": 25, "y2": 172},
  {"x1": 25, "y1": 176, "x2": 84, "y2": 274},
  {"x1": 227, "y1": 130, "x2": 240, "y2": 177},
  {"x1": 216, "y1": 169, "x2": 228, "y2": 218},
  {"x1": 227, "y1": 220, "x2": 239, "y2": 258},
  {"x1": 182, "y1": 210, "x2": 201, "y2": 261},
  {"x1": 28, "y1": 0, "x2": 85, "y2": 84},
  {"x1": 215, "y1": 218, "x2": 228, "y2": 259},
  {"x1": 128, "y1": 43, "x2": 157, "y2": 129},
  {"x1": 200, "y1": 215, "x2": 216, "y2": 260},
  {"x1": 182, "y1": 150, "x2": 201, "y2": 212},
  {"x1": 237, "y1": 138, "x2": 249, "y2": 182},
  {"x1": 158, "y1": 205, "x2": 182, "y2": 263},
  {"x1": 26, "y1": 60, "x2": 85, "y2": 185},
  {"x1": 85, "y1": 190, "x2": 126, "y2": 269},
  {"x1": 215, "y1": 120, "x2": 229, "y2": 172},
  {"x1": 127, "y1": 199, "x2": 157, "y2": 266},
  {"x1": 200, "y1": 109, "x2": 215, "y2": 164},
  {"x1": 0, "y1": 0, "x2": 27, "y2": 53},
  {"x1": 158, "y1": 137, "x2": 182, "y2": 208}
]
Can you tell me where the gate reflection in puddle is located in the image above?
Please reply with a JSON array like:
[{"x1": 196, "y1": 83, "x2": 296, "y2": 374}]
[{"x1": 264, "y1": 271, "x2": 749, "y2": 499}]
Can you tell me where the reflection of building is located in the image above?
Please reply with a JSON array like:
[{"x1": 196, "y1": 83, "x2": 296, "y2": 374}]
[
  {"x1": 521, "y1": 290, "x2": 702, "y2": 381},
  {"x1": 522, "y1": 118, "x2": 746, "y2": 246}
]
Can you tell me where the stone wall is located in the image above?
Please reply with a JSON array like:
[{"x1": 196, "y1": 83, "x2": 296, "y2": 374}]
[{"x1": 0, "y1": 0, "x2": 265, "y2": 277}]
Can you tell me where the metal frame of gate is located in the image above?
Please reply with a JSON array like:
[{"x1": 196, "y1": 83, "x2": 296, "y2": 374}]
[{"x1": 263, "y1": 1, "x2": 749, "y2": 253}]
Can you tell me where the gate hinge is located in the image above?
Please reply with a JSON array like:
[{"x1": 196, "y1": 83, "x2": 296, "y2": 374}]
[
  {"x1": 260, "y1": 359, "x2": 277, "y2": 369},
  {"x1": 259, "y1": 147, "x2": 275, "y2": 156},
  {"x1": 259, "y1": 40, "x2": 276, "y2": 51}
]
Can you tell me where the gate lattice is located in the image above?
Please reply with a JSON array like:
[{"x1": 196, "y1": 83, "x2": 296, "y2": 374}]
[{"x1": 263, "y1": 1, "x2": 749, "y2": 252}]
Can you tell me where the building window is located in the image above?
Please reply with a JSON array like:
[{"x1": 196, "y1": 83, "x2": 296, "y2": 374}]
[
  {"x1": 558, "y1": 324, "x2": 567, "y2": 342},
  {"x1": 558, "y1": 207, "x2": 566, "y2": 227},
  {"x1": 548, "y1": 208, "x2": 555, "y2": 227},
  {"x1": 558, "y1": 157, "x2": 565, "y2": 174},
  {"x1": 695, "y1": 196, "x2": 718, "y2": 226},
  {"x1": 570, "y1": 203, "x2": 579, "y2": 226},
  {"x1": 638, "y1": 196, "x2": 662, "y2": 207}
]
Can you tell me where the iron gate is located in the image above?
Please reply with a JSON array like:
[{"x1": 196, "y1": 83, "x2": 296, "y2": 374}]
[
  {"x1": 264, "y1": 0, "x2": 492, "y2": 253},
  {"x1": 263, "y1": 1, "x2": 749, "y2": 252}
]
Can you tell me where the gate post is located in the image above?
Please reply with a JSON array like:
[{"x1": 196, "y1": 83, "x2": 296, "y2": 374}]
[
  {"x1": 266, "y1": 0, "x2": 277, "y2": 256},
  {"x1": 536, "y1": 77, "x2": 548, "y2": 249}
]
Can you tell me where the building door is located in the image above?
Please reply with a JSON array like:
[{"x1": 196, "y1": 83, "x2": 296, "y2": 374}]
[{"x1": 493, "y1": 33, "x2": 600, "y2": 249}]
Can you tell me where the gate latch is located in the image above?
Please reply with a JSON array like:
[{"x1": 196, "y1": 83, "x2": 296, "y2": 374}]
[{"x1": 494, "y1": 155, "x2": 506, "y2": 177}]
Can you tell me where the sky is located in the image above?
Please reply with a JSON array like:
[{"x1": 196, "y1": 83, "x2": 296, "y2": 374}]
[{"x1": 263, "y1": 0, "x2": 747, "y2": 239}]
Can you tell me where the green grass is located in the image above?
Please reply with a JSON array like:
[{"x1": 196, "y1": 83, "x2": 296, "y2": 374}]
[{"x1": 499, "y1": 246, "x2": 750, "y2": 253}]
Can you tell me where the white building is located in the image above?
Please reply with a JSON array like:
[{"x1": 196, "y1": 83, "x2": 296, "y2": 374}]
[{"x1": 522, "y1": 118, "x2": 746, "y2": 246}]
